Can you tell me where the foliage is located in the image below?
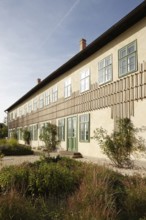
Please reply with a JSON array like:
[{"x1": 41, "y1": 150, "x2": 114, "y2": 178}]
[
  {"x1": 93, "y1": 118, "x2": 146, "y2": 168},
  {"x1": 0, "y1": 191, "x2": 40, "y2": 220},
  {"x1": 0, "y1": 124, "x2": 8, "y2": 139},
  {"x1": 11, "y1": 130, "x2": 18, "y2": 140},
  {"x1": 0, "y1": 157, "x2": 83, "y2": 198},
  {"x1": 0, "y1": 144, "x2": 33, "y2": 156},
  {"x1": 22, "y1": 129, "x2": 31, "y2": 145},
  {"x1": 0, "y1": 138, "x2": 33, "y2": 156},
  {"x1": 39, "y1": 123, "x2": 60, "y2": 155},
  {"x1": 1, "y1": 158, "x2": 146, "y2": 219}
]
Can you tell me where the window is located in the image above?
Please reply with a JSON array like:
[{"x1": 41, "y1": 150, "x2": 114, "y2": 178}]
[
  {"x1": 24, "y1": 104, "x2": 27, "y2": 115},
  {"x1": 98, "y1": 55, "x2": 112, "y2": 85},
  {"x1": 39, "y1": 94, "x2": 44, "y2": 109},
  {"x1": 58, "y1": 119, "x2": 65, "y2": 141},
  {"x1": 33, "y1": 98, "x2": 37, "y2": 111},
  {"x1": 119, "y1": 40, "x2": 137, "y2": 77},
  {"x1": 52, "y1": 86, "x2": 58, "y2": 102},
  {"x1": 80, "y1": 69, "x2": 90, "y2": 93},
  {"x1": 33, "y1": 124, "x2": 38, "y2": 141},
  {"x1": 19, "y1": 108, "x2": 23, "y2": 117},
  {"x1": 64, "y1": 78, "x2": 71, "y2": 98},
  {"x1": 45, "y1": 90, "x2": 50, "y2": 105},
  {"x1": 79, "y1": 114, "x2": 90, "y2": 142},
  {"x1": 28, "y1": 101, "x2": 32, "y2": 113}
]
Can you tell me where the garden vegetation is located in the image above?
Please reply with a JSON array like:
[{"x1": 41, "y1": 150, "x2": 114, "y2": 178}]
[{"x1": 1, "y1": 157, "x2": 146, "y2": 220}]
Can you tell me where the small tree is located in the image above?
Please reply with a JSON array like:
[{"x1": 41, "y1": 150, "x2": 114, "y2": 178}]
[
  {"x1": 23, "y1": 129, "x2": 31, "y2": 145},
  {"x1": 39, "y1": 123, "x2": 59, "y2": 156},
  {"x1": 93, "y1": 118, "x2": 146, "y2": 168}
]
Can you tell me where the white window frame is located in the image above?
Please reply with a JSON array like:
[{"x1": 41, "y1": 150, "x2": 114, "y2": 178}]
[
  {"x1": 33, "y1": 98, "x2": 37, "y2": 111},
  {"x1": 119, "y1": 40, "x2": 137, "y2": 77},
  {"x1": 45, "y1": 90, "x2": 51, "y2": 106},
  {"x1": 80, "y1": 69, "x2": 90, "y2": 93},
  {"x1": 52, "y1": 85, "x2": 58, "y2": 102},
  {"x1": 39, "y1": 94, "x2": 44, "y2": 109},
  {"x1": 28, "y1": 101, "x2": 32, "y2": 113},
  {"x1": 64, "y1": 78, "x2": 71, "y2": 98},
  {"x1": 98, "y1": 55, "x2": 112, "y2": 85}
]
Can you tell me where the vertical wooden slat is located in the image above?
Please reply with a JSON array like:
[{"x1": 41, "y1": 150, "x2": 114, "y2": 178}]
[{"x1": 135, "y1": 73, "x2": 138, "y2": 100}]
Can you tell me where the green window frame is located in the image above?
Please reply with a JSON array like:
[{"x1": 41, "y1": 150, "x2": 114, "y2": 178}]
[
  {"x1": 58, "y1": 119, "x2": 65, "y2": 141},
  {"x1": 118, "y1": 40, "x2": 137, "y2": 77},
  {"x1": 33, "y1": 124, "x2": 38, "y2": 141},
  {"x1": 98, "y1": 55, "x2": 112, "y2": 85},
  {"x1": 79, "y1": 114, "x2": 90, "y2": 142}
]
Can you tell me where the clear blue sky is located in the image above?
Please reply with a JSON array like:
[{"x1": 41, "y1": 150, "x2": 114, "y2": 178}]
[{"x1": 0, "y1": 0, "x2": 144, "y2": 122}]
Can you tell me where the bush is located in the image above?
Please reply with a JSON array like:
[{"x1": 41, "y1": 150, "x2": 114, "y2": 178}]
[
  {"x1": 0, "y1": 144, "x2": 33, "y2": 156},
  {"x1": 22, "y1": 129, "x2": 31, "y2": 145},
  {"x1": 39, "y1": 123, "x2": 60, "y2": 155},
  {"x1": 0, "y1": 158, "x2": 83, "y2": 198},
  {"x1": 93, "y1": 118, "x2": 146, "y2": 168}
]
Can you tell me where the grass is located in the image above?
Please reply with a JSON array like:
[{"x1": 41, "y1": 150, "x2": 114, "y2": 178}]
[{"x1": 0, "y1": 157, "x2": 146, "y2": 220}]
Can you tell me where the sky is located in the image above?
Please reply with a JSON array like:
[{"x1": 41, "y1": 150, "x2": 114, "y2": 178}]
[{"x1": 0, "y1": 0, "x2": 144, "y2": 123}]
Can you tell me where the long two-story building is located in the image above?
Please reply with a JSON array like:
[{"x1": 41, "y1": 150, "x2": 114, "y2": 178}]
[{"x1": 5, "y1": 1, "x2": 146, "y2": 159}]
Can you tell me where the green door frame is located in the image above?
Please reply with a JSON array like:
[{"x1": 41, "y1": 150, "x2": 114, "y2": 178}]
[{"x1": 67, "y1": 116, "x2": 78, "y2": 152}]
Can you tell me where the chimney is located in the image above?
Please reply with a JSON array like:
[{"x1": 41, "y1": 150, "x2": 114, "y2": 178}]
[
  {"x1": 80, "y1": 38, "x2": 86, "y2": 51},
  {"x1": 37, "y1": 78, "x2": 41, "y2": 84}
]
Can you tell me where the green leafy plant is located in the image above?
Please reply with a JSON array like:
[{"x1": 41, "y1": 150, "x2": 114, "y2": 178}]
[
  {"x1": 39, "y1": 123, "x2": 60, "y2": 156},
  {"x1": 93, "y1": 118, "x2": 146, "y2": 168},
  {"x1": 23, "y1": 129, "x2": 31, "y2": 145},
  {"x1": 0, "y1": 124, "x2": 8, "y2": 139}
]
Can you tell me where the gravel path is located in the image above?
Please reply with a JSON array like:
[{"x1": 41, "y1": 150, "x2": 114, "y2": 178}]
[
  {"x1": 1, "y1": 154, "x2": 146, "y2": 177},
  {"x1": 0, "y1": 155, "x2": 40, "y2": 169}
]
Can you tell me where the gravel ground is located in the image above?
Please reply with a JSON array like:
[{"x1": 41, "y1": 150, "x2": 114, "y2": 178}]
[
  {"x1": 0, "y1": 155, "x2": 40, "y2": 169},
  {"x1": 1, "y1": 154, "x2": 146, "y2": 176}
]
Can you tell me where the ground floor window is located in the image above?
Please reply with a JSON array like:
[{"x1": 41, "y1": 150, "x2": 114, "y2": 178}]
[
  {"x1": 58, "y1": 119, "x2": 65, "y2": 141},
  {"x1": 79, "y1": 114, "x2": 90, "y2": 142}
]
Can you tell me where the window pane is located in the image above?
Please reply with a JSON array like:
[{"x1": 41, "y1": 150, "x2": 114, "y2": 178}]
[
  {"x1": 80, "y1": 69, "x2": 90, "y2": 92},
  {"x1": 128, "y1": 54, "x2": 136, "y2": 72},
  {"x1": 119, "y1": 58, "x2": 127, "y2": 76},
  {"x1": 119, "y1": 41, "x2": 137, "y2": 77},
  {"x1": 79, "y1": 114, "x2": 90, "y2": 142},
  {"x1": 98, "y1": 55, "x2": 112, "y2": 85}
]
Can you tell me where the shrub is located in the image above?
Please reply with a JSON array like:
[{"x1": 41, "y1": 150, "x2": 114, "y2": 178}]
[
  {"x1": 22, "y1": 129, "x2": 31, "y2": 145},
  {"x1": 0, "y1": 144, "x2": 33, "y2": 156},
  {"x1": 39, "y1": 123, "x2": 60, "y2": 156},
  {"x1": 0, "y1": 158, "x2": 83, "y2": 198},
  {"x1": 93, "y1": 118, "x2": 146, "y2": 168}
]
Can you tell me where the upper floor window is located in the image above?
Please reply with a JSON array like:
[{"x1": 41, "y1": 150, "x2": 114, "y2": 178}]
[
  {"x1": 80, "y1": 69, "x2": 90, "y2": 93},
  {"x1": 45, "y1": 90, "x2": 50, "y2": 106},
  {"x1": 52, "y1": 86, "x2": 58, "y2": 102},
  {"x1": 98, "y1": 55, "x2": 112, "y2": 85},
  {"x1": 39, "y1": 94, "x2": 44, "y2": 109},
  {"x1": 28, "y1": 101, "x2": 32, "y2": 113},
  {"x1": 64, "y1": 78, "x2": 71, "y2": 98},
  {"x1": 33, "y1": 98, "x2": 37, "y2": 111},
  {"x1": 24, "y1": 104, "x2": 27, "y2": 115},
  {"x1": 118, "y1": 40, "x2": 137, "y2": 77}
]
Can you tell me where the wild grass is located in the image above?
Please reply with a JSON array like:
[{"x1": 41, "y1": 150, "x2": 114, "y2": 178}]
[{"x1": 0, "y1": 157, "x2": 146, "y2": 220}]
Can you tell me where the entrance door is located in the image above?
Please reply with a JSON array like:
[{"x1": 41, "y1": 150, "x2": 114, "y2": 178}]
[{"x1": 67, "y1": 116, "x2": 77, "y2": 152}]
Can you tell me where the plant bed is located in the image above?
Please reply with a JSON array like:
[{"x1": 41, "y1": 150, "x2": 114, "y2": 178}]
[{"x1": 0, "y1": 144, "x2": 33, "y2": 156}]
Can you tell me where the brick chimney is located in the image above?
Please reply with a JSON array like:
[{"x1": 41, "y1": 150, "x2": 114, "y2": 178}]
[
  {"x1": 37, "y1": 78, "x2": 41, "y2": 84},
  {"x1": 80, "y1": 38, "x2": 86, "y2": 51}
]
